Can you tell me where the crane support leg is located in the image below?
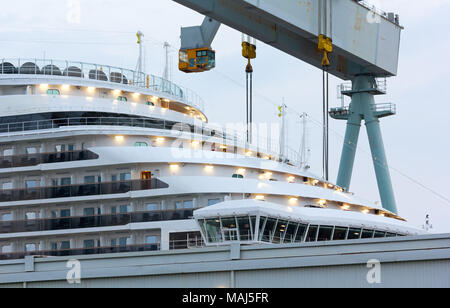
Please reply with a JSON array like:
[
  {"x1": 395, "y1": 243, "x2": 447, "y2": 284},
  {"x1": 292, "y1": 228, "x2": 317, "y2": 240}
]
[
  {"x1": 365, "y1": 113, "x2": 397, "y2": 214},
  {"x1": 336, "y1": 114, "x2": 361, "y2": 191},
  {"x1": 336, "y1": 75, "x2": 398, "y2": 214}
]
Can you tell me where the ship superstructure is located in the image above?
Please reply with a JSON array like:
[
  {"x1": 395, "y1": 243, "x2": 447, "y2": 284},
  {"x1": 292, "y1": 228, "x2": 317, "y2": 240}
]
[{"x1": 0, "y1": 58, "x2": 424, "y2": 260}]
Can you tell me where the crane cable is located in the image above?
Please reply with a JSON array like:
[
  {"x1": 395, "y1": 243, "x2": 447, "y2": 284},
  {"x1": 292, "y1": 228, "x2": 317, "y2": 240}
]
[
  {"x1": 318, "y1": 0, "x2": 333, "y2": 181},
  {"x1": 242, "y1": 37, "x2": 257, "y2": 144}
]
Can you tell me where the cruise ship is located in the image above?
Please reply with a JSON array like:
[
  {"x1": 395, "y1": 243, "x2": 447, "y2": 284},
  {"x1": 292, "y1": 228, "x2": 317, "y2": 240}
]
[{"x1": 0, "y1": 58, "x2": 425, "y2": 261}]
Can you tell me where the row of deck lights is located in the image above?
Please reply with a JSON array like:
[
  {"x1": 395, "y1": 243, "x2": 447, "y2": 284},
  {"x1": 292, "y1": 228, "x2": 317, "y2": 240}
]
[{"x1": 39, "y1": 84, "x2": 205, "y2": 119}]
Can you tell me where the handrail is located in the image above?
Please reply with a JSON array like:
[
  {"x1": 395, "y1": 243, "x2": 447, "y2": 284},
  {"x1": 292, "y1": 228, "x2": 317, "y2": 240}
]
[
  {"x1": 0, "y1": 58, "x2": 205, "y2": 112},
  {"x1": 0, "y1": 150, "x2": 98, "y2": 169},
  {"x1": 0, "y1": 209, "x2": 196, "y2": 234},
  {"x1": 0, "y1": 116, "x2": 304, "y2": 169},
  {"x1": 0, "y1": 178, "x2": 169, "y2": 202},
  {"x1": 0, "y1": 243, "x2": 161, "y2": 260}
]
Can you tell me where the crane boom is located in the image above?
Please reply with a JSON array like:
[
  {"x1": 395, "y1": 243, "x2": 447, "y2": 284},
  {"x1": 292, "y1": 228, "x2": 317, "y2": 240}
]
[{"x1": 173, "y1": 0, "x2": 402, "y2": 80}]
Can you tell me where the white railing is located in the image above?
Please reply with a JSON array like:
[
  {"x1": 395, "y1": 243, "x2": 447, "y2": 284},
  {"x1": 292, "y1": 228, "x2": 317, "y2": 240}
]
[
  {"x1": 0, "y1": 116, "x2": 304, "y2": 169},
  {"x1": 0, "y1": 58, "x2": 205, "y2": 112}
]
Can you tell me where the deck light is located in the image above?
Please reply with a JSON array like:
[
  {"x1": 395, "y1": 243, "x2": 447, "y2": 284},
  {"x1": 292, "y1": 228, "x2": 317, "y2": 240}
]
[
  {"x1": 61, "y1": 84, "x2": 70, "y2": 91},
  {"x1": 254, "y1": 195, "x2": 265, "y2": 201},
  {"x1": 342, "y1": 204, "x2": 351, "y2": 210},
  {"x1": 289, "y1": 197, "x2": 298, "y2": 205},
  {"x1": 113, "y1": 89, "x2": 121, "y2": 95},
  {"x1": 169, "y1": 164, "x2": 180, "y2": 171},
  {"x1": 362, "y1": 209, "x2": 370, "y2": 214},
  {"x1": 287, "y1": 176, "x2": 296, "y2": 183},
  {"x1": 237, "y1": 168, "x2": 246, "y2": 175},
  {"x1": 204, "y1": 165, "x2": 214, "y2": 172},
  {"x1": 317, "y1": 199, "x2": 327, "y2": 206},
  {"x1": 115, "y1": 136, "x2": 124, "y2": 143},
  {"x1": 87, "y1": 87, "x2": 96, "y2": 92}
]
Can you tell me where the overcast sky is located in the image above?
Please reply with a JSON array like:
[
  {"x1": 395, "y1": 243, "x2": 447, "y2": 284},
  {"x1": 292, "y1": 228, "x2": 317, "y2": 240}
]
[{"x1": 1, "y1": 0, "x2": 449, "y2": 232}]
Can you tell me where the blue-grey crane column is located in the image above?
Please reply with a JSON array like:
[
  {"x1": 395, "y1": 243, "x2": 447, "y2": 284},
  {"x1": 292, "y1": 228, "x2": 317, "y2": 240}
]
[{"x1": 332, "y1": 75, "x2": 398, "y2": 214}]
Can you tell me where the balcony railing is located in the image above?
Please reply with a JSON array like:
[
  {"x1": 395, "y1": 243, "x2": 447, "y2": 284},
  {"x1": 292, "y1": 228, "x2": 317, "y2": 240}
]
[
  {"x1": 0, "y1": 178, "x2": 169, "y2": 203},
  {"x1": 169, "y1": 237, "x2": 205, "y2": 250},
  {"x1": 0, "y1": 243, "x2": 160, "y2": 261},
  {"x1": 0, "y1": 150, "x2": 98, "y2": 169},
  {"x1": 0, "y1": 58, "x2": 205, "y2": 112},
  {"x1": 0, "y1": 209, "x2": 195, "y2": 234}
]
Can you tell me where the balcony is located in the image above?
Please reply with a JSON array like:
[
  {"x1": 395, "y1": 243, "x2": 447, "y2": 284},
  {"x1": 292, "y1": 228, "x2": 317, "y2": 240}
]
[
  {"x1": 0, "y1": 209, "x2": 195, "y2": 234},
  {"x1": 0, "y1": 150, "x2": 99, "y2": 169},
  {"x1": 0, "y1": 178, "x2": 169, "y2": 202},
  {"x1": 0, "y1": 243, "x2": 160, "y2": 261}
]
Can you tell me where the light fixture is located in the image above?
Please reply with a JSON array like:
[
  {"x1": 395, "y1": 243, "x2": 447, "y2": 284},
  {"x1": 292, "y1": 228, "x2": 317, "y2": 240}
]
[
  {"x1": 312, "y1": 180, "x2": 320, "y2": 186},
  {"x1": 254, "y1": 195, "x2": 265, "y2": 201},
  {"x1": 289, "y1": 197, "x2": 298, "y2": 205},
  {"x1": 342, "y1": 204, "x2": 351, "y2": 210},
  {"x1": 259, "y1": 171, "x2": 273, "y2": 180},
  {"x1": 133, "y1": 92, "x2": 140, "y2": 98},
  {"x1": 61, "y1": 84, "x2": 70, "y2": 91},
  {"x1": 191, "y1": 140, "x2": 200, "y2": 147},
  {"x1": 245, "y1": 151, "x2": 253, "y2": 157},
  {"x1": 287, "y1": 176, "x2": 296, "y2": 183},
  {"x1": 335, "y1": 187, "x2": 344, "y2": 193},
  {"x1": 40, "y1": 84, "x2": 49, "y2": 89},
  {"x1": 317, "y1": 199, "x2": 327, "y2": 206},
  {"x1": 87, "y1": 87, "x2": 96, "y2": 92},
  {"x1": 362, "y1": 209, "x2": 370, "y2": 214},
  {"x1": 113, "y1": 89, "x2": 121, "y2": 95},
  {"x1": 155, "y1": 137, "x2": 165, "y2": 143},
  {"x1": 220, "y1": 145, "x2": 227, "y2": 149},
  {"x1": 263, "y1": 156, "x2": 270, "y2": 160},
  {"x1": 237, "y1": 168, "x2": 246, "y2": 175},
  {"x1": 169, "y1": 164, "x2": 180, "y2": 171},
  {"x1": 204, "y1": 165, "x2": 214, "y2": 172},
  {"x1": 114, "y1": 136, "x2": 124, "y2": 143}
]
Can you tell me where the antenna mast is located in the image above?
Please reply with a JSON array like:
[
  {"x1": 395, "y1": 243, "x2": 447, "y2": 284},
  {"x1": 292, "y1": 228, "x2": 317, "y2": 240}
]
[{"x1": 163, "y1": 42, "x2": 171, "y2": 81}]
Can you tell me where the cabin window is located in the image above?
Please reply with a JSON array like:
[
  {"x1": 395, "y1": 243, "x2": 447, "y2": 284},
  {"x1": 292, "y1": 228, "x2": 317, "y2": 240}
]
[
  {"x1": 83, "y1": 208, "x2": 95, "y2": 216},
  {"x1": 317, "y1": 226, "x2": 334, "y2": 241},
  {"x1": 134, "y1": 142, "x2": 148, "y2": 147},
  {"x1": 25, "y1": 243, "x2": 37, "y2": 252},
  {"x1": 283, "y1": 222, "x2": 298, "y2": 243},
  {"x1": 61, "y1": 241, "x2": 71, "y2": 250},
  {"x1": 1, "y1": 213, "x2": 12, "y2": 221},
  {"x1": 60, "y1": 209, "x2": 71, "y2": 217},
  {"x1": 146, "y1": 236, "x2": 159, "y2": 244},
  {"x1": 305, "y1": 225, "x2": 319, "y2": 242},
  {"x1": 83, "y1": 240, "x2": 95, "y2": 249},
  {"x1": 2, "y1": 182, "x2": 12, "y2": 190},
  {"x1": 333, "y1": 227, "x2": 348, "y2": 240},
  {"x1": 120, "y1": 205, "x2": 131, "y2": 213},
  {"x1": 117, "y1": 96, "x2": 128, "y2": 102},
  {"x1": 25, "y1": 180, "x2": 39, "y2": 188},
  {"x1": 146, "y1": 101, "x2": 155, "y2": 106},
  {"x1": 46, "y1": 89, "x2": 60, "y2": 95},
  {"x1": 208, "y1": 199, "x2": 222, "y2": 206},
  {"x1": 361, "y1": 229, "x2": 375, "y2": 239},
  {"x1": 232, "y1": 174, "x2": 244, "y2": 179},
  {"x1": 184, "y1": 200, "x2": 194, "y2": 209},
  {"x1": 146, "y1": 203, "x2": 160, "y2": 211},
  {"x1": 120, "y1": 173, "x2": 131, "y2": 181},
  {"x1": 348, "y1": 228, "x2": 362, "y2": 240}
]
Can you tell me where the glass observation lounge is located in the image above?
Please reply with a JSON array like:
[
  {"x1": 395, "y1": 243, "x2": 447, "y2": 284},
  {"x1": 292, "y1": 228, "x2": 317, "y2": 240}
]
[{"x1": 195, "y1": 200, "x2": 410, "y2": 246}]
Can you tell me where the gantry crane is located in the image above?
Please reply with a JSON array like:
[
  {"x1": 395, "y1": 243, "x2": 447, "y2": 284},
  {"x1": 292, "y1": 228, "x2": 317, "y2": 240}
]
[{"x1": 173, "y1": 0, "x2": 403, "y2": 215}]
